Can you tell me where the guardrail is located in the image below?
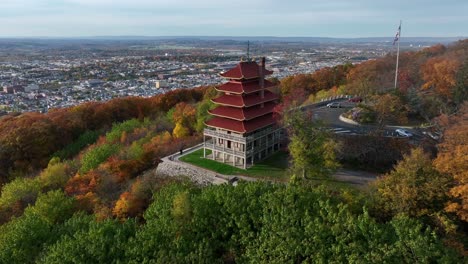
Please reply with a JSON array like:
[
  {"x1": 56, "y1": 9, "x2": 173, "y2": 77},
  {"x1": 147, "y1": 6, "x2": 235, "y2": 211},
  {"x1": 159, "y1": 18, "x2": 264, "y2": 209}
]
[{"x1": 298, "y1": 95, "x2": 353, "y2": 111}]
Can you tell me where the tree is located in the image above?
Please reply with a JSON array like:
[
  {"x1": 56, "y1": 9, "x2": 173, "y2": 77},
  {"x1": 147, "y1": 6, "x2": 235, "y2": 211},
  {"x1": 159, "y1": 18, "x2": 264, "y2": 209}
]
[
  {"x1": 0, "y1": 177, "x2": 40, "y2": 210},
  {"x1": 434, "y1": 103, "x2": 468, "y2": 222},
  {"x1": 280, "y1": 74, "x2": 316, "y2": 96},
  {"x1": 38, "y1": 158, "x2": 71, "y2": 190},
  {"x1": 172, "y1": 102, "x2": 196, "y2": 125},
  {"x1": 422, "y1": 57, "x2": 460, "y2": 100},
  {"x1": 39, "y1": 218, "x2": 136, "y2": 264},
  {"x1": 372, "y1": 94, "x2": 408, "y2": 126},
  {"x1": 0, "y1": 214, "x2": 52, "y2": 264},
  {"x1": 453, "y1": 61, "x2": 468, "y2": 106},
  {"x1": 24, "y1": 190, "x2": 75, "y2": 225},
  {"x1": 195, "y1": 99, "x2": 214, "y2": 132},
  {"x1": 374, "y1": 148, "x2": 452, "y2": 217},
  {"x1": 79, "y1": 143, "x2": 120, "y2": 174},
  {"x1": 0, "y1": 191, "x2": 75, "y2": 263},
  {"x1": 173, "y1": 122, "x2": 190, "y2": 138},
  {"x1": 171, "y1": 191, "x2": 192, "y2": 225},
  {"x1": 0, "y1": 113, "x2": 60, "y2": 178},
  {"x1": 52, "y1": 130, "x2": 100, "y2": 160},
  {"x1": 345, "y1": 56, "x2": 395, "y2": 95},
  {"x1": 286, "y1": 111, "x2": 339, "y2": 179}
]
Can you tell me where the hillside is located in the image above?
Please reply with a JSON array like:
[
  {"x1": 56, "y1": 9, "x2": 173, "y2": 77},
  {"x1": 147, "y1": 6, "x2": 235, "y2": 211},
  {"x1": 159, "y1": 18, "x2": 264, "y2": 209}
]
[{"x1": 0, "y1": 40, "x2": 466, "y2": 262}]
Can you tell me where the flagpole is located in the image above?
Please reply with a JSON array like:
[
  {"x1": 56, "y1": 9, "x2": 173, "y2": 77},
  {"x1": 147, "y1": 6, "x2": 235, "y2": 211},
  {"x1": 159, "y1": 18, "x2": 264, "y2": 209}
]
[{"x1": 394, "y1": 20, "x2": 402, "y2": 90}]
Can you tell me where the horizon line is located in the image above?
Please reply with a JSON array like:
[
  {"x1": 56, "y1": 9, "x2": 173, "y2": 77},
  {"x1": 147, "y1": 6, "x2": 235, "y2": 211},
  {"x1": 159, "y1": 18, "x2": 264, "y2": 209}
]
[{"x1": 0, "y1": 35, "x2": 466, "y2": 39}]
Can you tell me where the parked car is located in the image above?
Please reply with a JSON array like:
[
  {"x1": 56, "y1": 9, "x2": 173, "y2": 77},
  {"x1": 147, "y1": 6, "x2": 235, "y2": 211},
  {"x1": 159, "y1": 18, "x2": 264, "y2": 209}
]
[
  {"x1": 422, "y1": 131, "x2": 440, "y2": 141},
  {"x1": 348, "y1": 97, "x2": 362, "y2": 103},
  {"x1": 395, "y1": 128, "x2": 413, "y2": 137},
  {"x1": 326, "y1": 102, "x2": 341, "y2": 108}
]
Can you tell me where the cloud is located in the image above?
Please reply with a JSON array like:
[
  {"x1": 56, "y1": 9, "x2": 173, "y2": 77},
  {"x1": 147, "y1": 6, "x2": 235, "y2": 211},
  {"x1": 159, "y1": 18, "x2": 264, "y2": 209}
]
[{"x1": 0, "y1": 0, "x2": 467, "y2": 37}]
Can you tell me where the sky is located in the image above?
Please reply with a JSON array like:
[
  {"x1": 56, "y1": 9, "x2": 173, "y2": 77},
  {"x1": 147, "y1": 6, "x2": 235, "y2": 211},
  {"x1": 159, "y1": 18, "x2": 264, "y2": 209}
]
[{"x1": 1, "y1": 0, "x2": 467, "y2": 38}]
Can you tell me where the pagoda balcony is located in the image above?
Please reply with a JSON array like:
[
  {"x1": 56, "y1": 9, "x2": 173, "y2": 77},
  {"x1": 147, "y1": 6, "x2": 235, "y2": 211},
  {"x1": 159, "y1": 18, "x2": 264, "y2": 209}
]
[
  {"x1": 244, "y1": 126, "x2": 283, "y2": 142},
  {"x1": 204, "y1": 125, "x2": 282, "y2": 143},
  {"x1": 203, "y1": 128, "x2": 247, "y2": 143},
  {"x1": 204, "y1": 141, "x2": 253, "y2": 157}
]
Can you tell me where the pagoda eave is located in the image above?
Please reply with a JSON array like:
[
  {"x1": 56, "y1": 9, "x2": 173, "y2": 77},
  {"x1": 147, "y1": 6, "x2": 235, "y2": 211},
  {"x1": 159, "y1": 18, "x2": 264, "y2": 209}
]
[
  {"x1": 220, "y1": 61, "x2": 274, "y2": 80},
  {"x1": 211, "y1": 91, "x2": 279, "y2": 108},
  {"x1": 216, "y1": 79, "x2": 276, "y2": 95},
  {"x1": 208, "y1": 102, "x2": 276, "y2": 121}
]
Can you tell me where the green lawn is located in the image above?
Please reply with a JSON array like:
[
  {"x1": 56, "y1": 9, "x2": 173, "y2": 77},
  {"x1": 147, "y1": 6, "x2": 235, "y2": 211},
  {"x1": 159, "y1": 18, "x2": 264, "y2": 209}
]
[{"x1": 179, "y1": 149, "x2": 289, "y2": 181}]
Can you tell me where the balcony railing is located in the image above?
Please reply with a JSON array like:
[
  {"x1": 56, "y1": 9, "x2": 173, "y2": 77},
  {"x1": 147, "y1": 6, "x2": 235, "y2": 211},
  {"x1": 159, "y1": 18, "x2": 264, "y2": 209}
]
[
  {"x1": 203, "y1": 129, "x2": 247, "y2": 143},
  {"x1": 245, "y1": 126, "x2": 283, "y2": 142},
  {"x1": 204, "y1": 126, "x2": 283, "y2": 143},
  {"x1": 204, "y1": 142, "x2": 251, "y2": 157}
]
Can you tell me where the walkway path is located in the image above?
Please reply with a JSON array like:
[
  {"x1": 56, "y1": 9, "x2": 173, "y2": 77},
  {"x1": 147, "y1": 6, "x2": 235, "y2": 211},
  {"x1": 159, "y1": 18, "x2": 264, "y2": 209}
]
[{"x1": 156, "y1": 144, "x2": 379, "y2": 187}]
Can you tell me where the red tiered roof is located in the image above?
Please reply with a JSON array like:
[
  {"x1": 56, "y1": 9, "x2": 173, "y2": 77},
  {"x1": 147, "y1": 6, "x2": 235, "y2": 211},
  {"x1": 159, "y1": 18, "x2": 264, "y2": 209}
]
[
  {"x1": 208, "y1": 102, "x2": 276, "y2": 121},
  {"x1": 211, "y1": 90, "x2": 278, "y2": 108},
  {"x1": 206, "y1": 58, "x2": 278, "y2": 134},
  {"x1": 205, "y1": 115, "x2": 276, "y2": 134},
  {"x1": 216, "y1": 79, "x2": 275, "y2": 94},
  {"x1": 220, "y1": 61, "x2": 273, "y2": 79}
]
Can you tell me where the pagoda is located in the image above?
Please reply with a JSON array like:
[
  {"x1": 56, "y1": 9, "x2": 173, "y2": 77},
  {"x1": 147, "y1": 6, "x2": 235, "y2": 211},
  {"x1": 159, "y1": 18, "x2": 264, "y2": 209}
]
[{"x1": 203, "y1": 57, "x2": 282, "y2": 169}]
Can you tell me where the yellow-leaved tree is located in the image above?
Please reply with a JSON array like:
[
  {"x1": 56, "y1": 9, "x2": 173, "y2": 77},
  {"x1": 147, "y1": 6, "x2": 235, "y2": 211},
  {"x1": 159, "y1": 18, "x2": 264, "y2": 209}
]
[{"x1": 374, "y1": 148, "x2": 451, "y2": 217}]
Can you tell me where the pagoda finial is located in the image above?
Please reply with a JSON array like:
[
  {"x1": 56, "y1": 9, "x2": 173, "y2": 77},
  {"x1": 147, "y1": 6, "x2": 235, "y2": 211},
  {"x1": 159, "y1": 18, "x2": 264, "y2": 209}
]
[{"x1": 247, "y1": 41, "x2": 250, "y2": 61}]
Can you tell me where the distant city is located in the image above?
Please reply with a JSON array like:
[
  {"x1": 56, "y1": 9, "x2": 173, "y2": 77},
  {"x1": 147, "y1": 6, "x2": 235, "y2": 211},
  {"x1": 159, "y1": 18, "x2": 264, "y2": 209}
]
[{"x1": 0, "y1": 37, "x2": 459, "y2": 114}]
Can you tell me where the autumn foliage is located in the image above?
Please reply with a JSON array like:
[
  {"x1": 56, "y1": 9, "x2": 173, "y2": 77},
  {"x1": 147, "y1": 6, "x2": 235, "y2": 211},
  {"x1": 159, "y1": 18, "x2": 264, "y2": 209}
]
[
  {"x1": 0, "y1": 41, "x2": 466, "y2": 262},
  {"x1": 434, "y1": 102, "x2": 468, "y2": 222},
  {"x1": 0, "y1": 87, "x2": 206, "y2": 182}
]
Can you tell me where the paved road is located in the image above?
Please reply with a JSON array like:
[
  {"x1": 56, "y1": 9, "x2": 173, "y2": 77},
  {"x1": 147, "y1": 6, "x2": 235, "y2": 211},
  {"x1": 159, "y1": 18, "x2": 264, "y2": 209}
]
[
  {"x1": 306, "y1": 99, "x2": 423, "y2": 139},
  {"x1": 333, "y1": 169, "x2": 378, "y2": 187}
]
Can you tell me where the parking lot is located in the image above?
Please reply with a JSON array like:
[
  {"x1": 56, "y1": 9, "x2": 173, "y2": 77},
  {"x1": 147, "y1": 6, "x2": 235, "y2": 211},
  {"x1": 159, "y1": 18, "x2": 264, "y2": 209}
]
[{"x1": 308, "y1": 99, "x2": 421, "y2": 139}]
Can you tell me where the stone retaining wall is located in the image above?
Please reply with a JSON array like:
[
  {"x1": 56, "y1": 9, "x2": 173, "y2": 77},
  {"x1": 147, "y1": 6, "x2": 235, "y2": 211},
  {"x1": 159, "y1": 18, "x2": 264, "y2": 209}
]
[{"x1": 156, "y1": 157, "x2": 226, "y2": 186}]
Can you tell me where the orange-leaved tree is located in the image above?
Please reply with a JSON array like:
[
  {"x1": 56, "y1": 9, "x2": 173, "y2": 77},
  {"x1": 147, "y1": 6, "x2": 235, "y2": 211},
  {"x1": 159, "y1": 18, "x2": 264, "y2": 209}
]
[
  {"x1": 434, "y1": 102, "x2": 468, "y2": 222},
  {"x1": 421, "y1": 57, "x2": 460, "y2": 100}
]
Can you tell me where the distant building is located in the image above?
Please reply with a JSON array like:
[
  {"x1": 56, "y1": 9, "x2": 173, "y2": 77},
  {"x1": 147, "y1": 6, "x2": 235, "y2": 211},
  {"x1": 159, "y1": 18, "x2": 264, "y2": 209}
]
[
  {"x1": 3, "y1": 85, "x2": 24, "y2": 94},
  {"x1": 85, "y1": 79, "x2": 104, "y2": 87},
  {"x1": 25, "y1": 84, "x2": 39, "y2": 92},
  {"x1": 203, "y1": 58, "x2": 283, "y2": 169},
  {"x1": 155, "y1": 80, "x2": 166, "y2": 89},
  {"x1": 3, "y1": 86, "x2": 13, "y2": 94}
]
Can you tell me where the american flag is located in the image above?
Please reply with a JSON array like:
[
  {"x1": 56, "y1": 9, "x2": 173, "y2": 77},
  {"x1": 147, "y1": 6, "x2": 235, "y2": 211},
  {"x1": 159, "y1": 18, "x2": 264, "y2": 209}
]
[{"x1": 393, "y1": 25, "x2": 401, "y2": 45}]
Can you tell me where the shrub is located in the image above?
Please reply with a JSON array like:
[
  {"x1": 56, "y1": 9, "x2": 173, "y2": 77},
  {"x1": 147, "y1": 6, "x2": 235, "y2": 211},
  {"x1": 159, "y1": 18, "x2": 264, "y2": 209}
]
[
  {"x1": 79, "y1": 144, "x2": 120, "y2": 174},
  {"x1": 0, "y1": 177, "x2": 41, "y2": 209}
]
